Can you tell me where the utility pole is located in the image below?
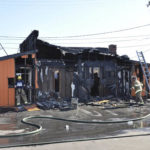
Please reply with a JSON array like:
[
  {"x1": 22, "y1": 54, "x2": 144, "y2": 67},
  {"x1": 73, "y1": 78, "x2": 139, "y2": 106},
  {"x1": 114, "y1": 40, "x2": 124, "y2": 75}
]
[{"x1": 0, "y1": 43, "x2": 8, "y2": 55}]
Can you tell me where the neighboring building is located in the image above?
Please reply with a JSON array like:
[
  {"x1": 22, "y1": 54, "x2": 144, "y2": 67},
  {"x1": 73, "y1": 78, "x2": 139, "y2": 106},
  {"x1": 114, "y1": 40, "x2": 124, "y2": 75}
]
[{"x1": 0, "y1": 50, "x2": 37, "y2": 107}]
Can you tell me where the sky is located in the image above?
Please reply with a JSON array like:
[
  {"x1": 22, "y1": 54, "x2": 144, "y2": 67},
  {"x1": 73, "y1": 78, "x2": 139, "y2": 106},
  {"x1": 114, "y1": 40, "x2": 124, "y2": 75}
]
[{"x1": 0, "y1": 0, "x2": 150, "y2": 62}]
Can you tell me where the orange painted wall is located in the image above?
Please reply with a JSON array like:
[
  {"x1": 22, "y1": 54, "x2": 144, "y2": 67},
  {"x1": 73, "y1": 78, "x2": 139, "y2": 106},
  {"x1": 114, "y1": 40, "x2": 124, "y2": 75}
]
[
  {"x1": 35, "y1": 68, "x2": 39, "y2": 89},
  {"x1": 0, "y1": 59, "x2": 15, "y2": 106},
  {"x1": 35, "y1": 59, "x2": 39, "y2": 89}
]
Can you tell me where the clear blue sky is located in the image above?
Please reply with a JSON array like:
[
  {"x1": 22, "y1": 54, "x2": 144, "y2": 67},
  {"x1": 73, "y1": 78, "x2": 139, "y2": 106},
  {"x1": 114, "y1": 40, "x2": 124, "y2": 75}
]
[{"x1": 0, "y1": 0, "x2": 150, "y2": 62}]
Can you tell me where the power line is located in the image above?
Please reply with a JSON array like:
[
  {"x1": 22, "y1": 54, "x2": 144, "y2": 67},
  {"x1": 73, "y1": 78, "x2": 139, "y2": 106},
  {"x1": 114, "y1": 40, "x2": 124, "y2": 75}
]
[
  {"x1": 38, "y1": 24, "x2": 150, "y2": 38},
  {"x1": 0, "y1": 43, "x2": 8, "y2": 55},
  {"x1": 1, "y1": 34, "x2": 150, "y2": 41},
  {"x1": 143, "y1": 49, "x2": 150, "y2": 53},
  {"x1": 0, "y1": 36, "x2": 150, "y2": 44},
  {"x1": 130, "y1": 48, "x2": 150, "y2": 59},
  {"x1": 118, "y1": 44, "x2": 150, "y2": 48},
  {"x1": 1, "y1": 47, "x2": 19, "y2": 49},
  {"x1": 0, "y1": 36, "x2": 150, "y2": 45},
  {"x1": 3, "y1": 43, "x2": 150, "y2": 50},
  {"x1": 2, "y1": 41, "x2": 150, "y2": 50},
  {"x1": 40, "y1": 34, "x2": 150, "y2": 40},
  {"x1": 42, "y1": 37, "x2": 150, "y2": 45},
  {"x1": 0, "y1": 36, "x2": 24, "y2": 39},
  {"x1": 53, "y1": 43, "x2": 150, "y2": 48},
  {"x1": 1, "y1": 43, "x2": 21, "y2": 44},
  {"x1": 0, "y1": 24, "x2": 150, "y2": 39},
  {"x1": 2, "y1": 36, "x2": 150, "y2": 45}
]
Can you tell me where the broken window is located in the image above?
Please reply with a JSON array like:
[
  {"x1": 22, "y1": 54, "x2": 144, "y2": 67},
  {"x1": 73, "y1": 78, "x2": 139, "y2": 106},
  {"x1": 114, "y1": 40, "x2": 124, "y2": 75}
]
[
  {"x1": 91, "y1": 72, "x2": 100, "y2": 96},
  {"x1": 89, "y1": 67, "x2": 92, "y2": 74},
  {"x1": 88, "y1": 67, "x2": 100, "y2": 79},
  {"x1": 89, "y1": 67, "x2": 93, "y2": 78},
  {"x1": 54, "y1": 70, "x2": 60, "y2": 92},
  {"x1": 93, "y1": 67, "x2": 100, "y2": 76},
  {"x1": 8, "y1": 78, "x2": 15, "y2": 88},
  {"x1": 90, "y1": 67, "x2": 100, "y2": 96}
]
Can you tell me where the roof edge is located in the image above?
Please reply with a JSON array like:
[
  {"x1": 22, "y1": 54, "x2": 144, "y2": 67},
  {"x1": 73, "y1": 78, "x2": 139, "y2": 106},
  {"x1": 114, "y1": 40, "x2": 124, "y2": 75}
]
[{"x1": 0, "y1": 50, "x2": 38, "y2": 61}]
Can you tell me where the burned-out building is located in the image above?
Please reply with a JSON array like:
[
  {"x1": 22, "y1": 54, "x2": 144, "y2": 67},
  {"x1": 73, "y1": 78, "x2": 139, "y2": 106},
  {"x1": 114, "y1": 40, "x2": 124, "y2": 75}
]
[
  {"x1": 0, "y1": 30, "x2": 149, "y2": 107},
  {"x1": 20, "y1": 30, "x2": 139, "y2": 102}
]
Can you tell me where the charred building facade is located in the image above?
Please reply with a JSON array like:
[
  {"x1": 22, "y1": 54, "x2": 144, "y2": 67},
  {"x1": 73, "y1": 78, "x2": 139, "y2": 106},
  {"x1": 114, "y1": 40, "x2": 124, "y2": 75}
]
[{"x1": 19, "y1": 30, "x2": 136, "y2": 102}]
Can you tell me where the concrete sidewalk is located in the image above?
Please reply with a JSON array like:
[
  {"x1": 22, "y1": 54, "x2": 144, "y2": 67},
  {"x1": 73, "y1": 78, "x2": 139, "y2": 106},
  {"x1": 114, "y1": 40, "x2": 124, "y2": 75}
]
[{"x1": 4, "y1": 135, "x2": 150, "y2": 150}]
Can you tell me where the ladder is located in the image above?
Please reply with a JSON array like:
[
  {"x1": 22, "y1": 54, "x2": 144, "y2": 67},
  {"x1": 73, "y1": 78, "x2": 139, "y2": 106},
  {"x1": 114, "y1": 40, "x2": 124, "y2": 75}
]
[{"x1": 136, "y1": 51, "x2": 150, "y2": 91}]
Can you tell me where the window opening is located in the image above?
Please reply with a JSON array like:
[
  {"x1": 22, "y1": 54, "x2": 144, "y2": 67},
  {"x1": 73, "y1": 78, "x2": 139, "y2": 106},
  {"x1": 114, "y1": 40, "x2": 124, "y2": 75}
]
[
  {"x1": 91, "y1": 67, "x2": 100, "y2": 96},
  {"x1": 8, "y1": 78, "x2": 15, "y2": 88},
  {"x1": 54, "y1": 70, "x2": 60, "y2": 92}
]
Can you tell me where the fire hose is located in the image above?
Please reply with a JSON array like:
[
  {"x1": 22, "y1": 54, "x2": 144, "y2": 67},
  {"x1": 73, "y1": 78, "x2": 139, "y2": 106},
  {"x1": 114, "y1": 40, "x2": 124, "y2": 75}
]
[{"x1": 0, "y1": 113, "x2": 150, "y2": 148}]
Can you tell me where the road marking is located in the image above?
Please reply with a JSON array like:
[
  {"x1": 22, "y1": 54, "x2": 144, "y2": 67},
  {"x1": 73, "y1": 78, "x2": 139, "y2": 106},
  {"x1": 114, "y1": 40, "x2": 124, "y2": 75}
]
[
  {"x1": 105, "y1": 110, "x2": 118, "y2": 116},
  {"x1": 80, "y1": 109, "x2": 102, "y2": 117},
  {"x1": 93, "y1": 111, "x2": 102, "y2": 117},
  {"x1": 80, "y1": 109, "x2": 93, "y2": 115}
]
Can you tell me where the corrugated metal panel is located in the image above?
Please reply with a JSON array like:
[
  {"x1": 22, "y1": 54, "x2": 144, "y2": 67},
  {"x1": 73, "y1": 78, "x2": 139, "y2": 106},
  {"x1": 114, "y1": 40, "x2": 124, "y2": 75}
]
[{"x1": 0, "y1": 59, "x2": 15, "y2": 106}]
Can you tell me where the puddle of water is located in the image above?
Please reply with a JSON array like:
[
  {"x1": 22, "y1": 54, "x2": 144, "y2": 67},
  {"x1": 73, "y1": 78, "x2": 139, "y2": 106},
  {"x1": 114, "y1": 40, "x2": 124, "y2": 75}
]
[
  {"x1": 0, "y1": 124, "x2": 16, "y2": 131},
  {"x1": 0, "y1": 129, "x2": 25, "y2": 135}
]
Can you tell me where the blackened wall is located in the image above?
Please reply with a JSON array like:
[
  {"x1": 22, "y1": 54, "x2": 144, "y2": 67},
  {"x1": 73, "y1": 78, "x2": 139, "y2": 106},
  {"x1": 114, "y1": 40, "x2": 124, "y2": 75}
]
[{"x1": 36, "y1": 40, "x2": 62, "y2": 59}]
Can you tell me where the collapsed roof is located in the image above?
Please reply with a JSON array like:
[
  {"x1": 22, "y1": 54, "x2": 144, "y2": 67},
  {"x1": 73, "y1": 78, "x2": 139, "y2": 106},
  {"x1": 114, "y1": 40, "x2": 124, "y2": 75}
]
[{"x1": 19, "y1": 30, "x2": 131, "y2": 64}]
